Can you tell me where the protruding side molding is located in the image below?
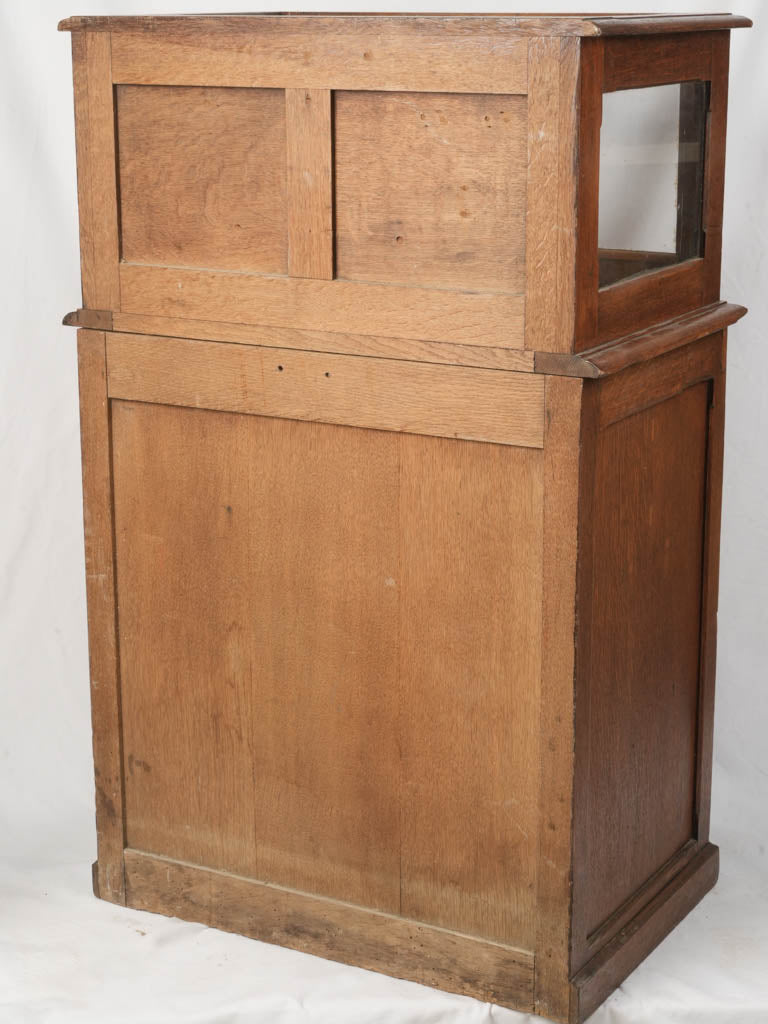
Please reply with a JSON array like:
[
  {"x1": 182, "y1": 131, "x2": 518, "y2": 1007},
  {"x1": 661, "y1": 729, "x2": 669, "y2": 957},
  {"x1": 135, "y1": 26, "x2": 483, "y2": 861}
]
[
  {"x1": 535, "y1": 301, "x2": 747, "y2": 379},
  {"x1": 63, "y1": 307, "x2": 113, "y2": 330}
]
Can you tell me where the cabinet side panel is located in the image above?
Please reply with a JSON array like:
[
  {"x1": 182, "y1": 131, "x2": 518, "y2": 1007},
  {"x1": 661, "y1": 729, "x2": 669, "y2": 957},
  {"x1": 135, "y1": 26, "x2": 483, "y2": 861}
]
[
  {"x1": 575, "y1": 379, "x2": 710, "y2": 949},
  {"x1": 399, "y1": 436, "x2": 543, "y2": 948}
]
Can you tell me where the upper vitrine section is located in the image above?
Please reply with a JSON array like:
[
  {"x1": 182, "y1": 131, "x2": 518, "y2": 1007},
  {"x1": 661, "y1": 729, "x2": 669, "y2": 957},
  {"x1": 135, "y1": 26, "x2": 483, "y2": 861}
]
[{"x1": 60, "y1": 14, "x2": 750, "y2": 361}]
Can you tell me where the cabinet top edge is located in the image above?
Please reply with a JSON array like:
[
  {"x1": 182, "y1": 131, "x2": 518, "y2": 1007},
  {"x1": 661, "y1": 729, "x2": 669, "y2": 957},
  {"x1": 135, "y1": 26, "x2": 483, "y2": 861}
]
[{"x1": 57, "y1": 13, "x2": 752, "y2": 36}]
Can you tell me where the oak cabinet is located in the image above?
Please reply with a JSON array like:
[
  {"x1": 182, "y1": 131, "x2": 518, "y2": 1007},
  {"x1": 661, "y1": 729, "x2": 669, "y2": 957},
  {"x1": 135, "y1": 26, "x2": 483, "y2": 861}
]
[{"x1": 60, "y1": 13, "x2": 750, "y2": 1022}]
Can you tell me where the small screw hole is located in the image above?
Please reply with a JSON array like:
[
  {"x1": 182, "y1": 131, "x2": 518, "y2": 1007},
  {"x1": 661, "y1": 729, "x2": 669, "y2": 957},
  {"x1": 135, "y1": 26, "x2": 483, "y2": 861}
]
[
  {"x1": 324, "y1": 371, "x2": 331, "y2": 378},
  {"x1": 277, "y1": 365, "x2": 284, "y2": 372}
]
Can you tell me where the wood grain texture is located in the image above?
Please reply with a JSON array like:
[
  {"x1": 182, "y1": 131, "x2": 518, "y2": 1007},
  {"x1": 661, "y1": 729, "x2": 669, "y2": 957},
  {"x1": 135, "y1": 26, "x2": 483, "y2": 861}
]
[
  {"x1": 525, "y1": 38, "x2": 579, "y2": 352},
  {"x1": 702, "y1": 33, "x2": 730, "y2": 303},
  {"x1": 597, "y1": 260, "x2": 706, "y2": 347},
  {"x1": 695, "y1": 335, "x2": 727, "y2": 843},
  {"x1": 399, "y1": 438, "x2": 543, "y2": 946},
  {"x1": 592, "y1": 15, "x2": 751, "y2": 35},
  {"x1": 535, "y1": 302, "x2": 747, "y2": 379},
  {"x1": 335, "y1": 91, "x2": 525, "y2": 292},
  {"x1": 116, "y1": 85, "x2": 286, "y2": 274},
  {"x1": 118, "y1": 265, "x2": 526, "y2": 348},
  {"x1": 59, "y1": 13, "x2": 753, "y2": 37},
  {"x1": 105, "y1": 333, "x2": 545, "y2": 448},
  {"x1": 64, "y1": 308, "x2": 113, "y2": 331},
  {"x1": 123, "y1": 849, "x2": 535, "y2": 1011},
  {"x1": 286, "y1": 89, "x2": 333, "y2": 280},
  {"x1": 113, "y1": 401, "x2": 545, "y2": 949},
  {"x1": 597, "y1": 332, "x2": 721, "y2": 430},
  {"x1": 76, "y1": 330, "x2": 125, "y2": 904},
  {"x1": 573, "y1": 39, "x2": 603, "y2": 350},
  {"x1": 570, "y1": 844, "x2": 719, "y2": 1023},
  {"x1": 113, "y1": 405, "x2": 402, "y2": 908},
  {"x1": 602, "y1": 31, "x2": 713, "y2": 92},
  {"x1": 571, "y1": 349, "x2": 719, "y2": 969},
  {"x1": 108, "y1": 19, "x2": 529, "y2": 94},
  {"x1": 70, "y1": 32, "x2": 120, "y2": 309},
  {"x1": 533, "y1": 375, "x2": 583, "y2": 1019},
  {"x1": 109, "y1": 312, "x2": 536, "y2": 372}
]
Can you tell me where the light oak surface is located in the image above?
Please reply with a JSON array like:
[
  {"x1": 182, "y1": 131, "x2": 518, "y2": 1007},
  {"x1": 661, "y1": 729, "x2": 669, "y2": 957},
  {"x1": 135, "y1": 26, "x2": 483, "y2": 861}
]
[
  {"x1": 117, "y1": 85, "x2": 287, "y2": 274},
  {"x1": 286, "y1": 88, "x2": 333, "y2": 280},
  {"x1": 108, "y1": 18, "x2": 530, "y2": 94},
  {"x1": 105, "y1": 332, "x2": 545, "y2": 448},
  {"x1": 335, "y1": 90, "x2": 526, "y2": 292},
  {"x1": 117, "y1": 265, "x2": 526, "y2": 348}
]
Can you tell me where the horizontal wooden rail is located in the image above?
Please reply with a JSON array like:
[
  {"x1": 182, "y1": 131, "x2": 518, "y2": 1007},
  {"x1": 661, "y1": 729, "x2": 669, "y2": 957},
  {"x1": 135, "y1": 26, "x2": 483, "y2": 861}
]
[{"x1": 106, "y1": 332, "x2": 545, "y2": 448}]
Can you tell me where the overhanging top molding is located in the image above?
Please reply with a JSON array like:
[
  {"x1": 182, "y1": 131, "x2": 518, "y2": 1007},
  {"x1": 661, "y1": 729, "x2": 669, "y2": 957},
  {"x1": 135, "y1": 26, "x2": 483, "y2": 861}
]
[{"x1": 58, "y1": 13, "x2": 753, "y2": 36}]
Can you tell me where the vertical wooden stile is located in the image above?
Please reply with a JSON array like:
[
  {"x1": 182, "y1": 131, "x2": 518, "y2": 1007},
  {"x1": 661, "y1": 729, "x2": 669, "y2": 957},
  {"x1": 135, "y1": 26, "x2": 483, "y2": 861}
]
[
  {"x1": 535, "y1": 374, "x2": 583, "y2": 1019},
  {"x1": 525, "y1": 37, "x2": 580, "y2": 353},
  {"x1": 77, "y1": 329, "x2": 125, "y2": 904},
  {"x1": 70, "y1": 32, "x2": 121, "y2": 310},
  {"x1": 286, "y1": 88, "x2": 334, "y2": 280}
]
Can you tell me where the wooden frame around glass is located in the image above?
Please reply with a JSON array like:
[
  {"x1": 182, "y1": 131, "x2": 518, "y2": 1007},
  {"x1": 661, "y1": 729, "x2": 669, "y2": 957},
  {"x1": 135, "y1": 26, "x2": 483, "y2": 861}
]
[{"x1": 575, "y1": 31, "x2": 731, "y2": 351}]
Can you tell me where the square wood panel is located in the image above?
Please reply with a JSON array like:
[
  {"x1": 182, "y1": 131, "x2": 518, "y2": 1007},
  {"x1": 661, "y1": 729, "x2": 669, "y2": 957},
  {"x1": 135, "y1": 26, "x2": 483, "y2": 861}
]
[
  {"x1": 116, "y1": 85, "x2": 287, "y2": 273},
  {"x1": 334, "y1": 91, "x2": 526, "y2": 292}
]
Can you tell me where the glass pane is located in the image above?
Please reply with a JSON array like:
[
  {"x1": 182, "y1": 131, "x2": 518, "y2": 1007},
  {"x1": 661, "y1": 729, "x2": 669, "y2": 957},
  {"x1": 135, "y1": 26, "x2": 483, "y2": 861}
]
[{"x1": 598, "y1": 82, "x2": 707, "y2": 289}]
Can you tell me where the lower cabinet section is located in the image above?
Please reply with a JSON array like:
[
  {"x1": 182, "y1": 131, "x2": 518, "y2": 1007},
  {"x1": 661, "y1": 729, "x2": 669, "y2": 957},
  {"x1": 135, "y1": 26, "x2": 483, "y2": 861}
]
[{"x1": 76, "y1": 326, "x2": 728, "y2": 1022}]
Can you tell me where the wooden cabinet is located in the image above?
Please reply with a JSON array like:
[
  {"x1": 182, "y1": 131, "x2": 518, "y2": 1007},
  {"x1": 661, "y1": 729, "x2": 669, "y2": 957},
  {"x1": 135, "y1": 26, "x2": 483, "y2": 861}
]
[{"x1": 60, "y1": 13, "x2": 750, "y2": 1022}]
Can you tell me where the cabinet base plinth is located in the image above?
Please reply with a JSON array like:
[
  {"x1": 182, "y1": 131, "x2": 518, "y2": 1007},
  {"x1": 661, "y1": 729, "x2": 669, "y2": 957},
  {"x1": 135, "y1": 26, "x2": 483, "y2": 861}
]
[
  {"x1": 569, "y1": 842, "x2": 719, "y2": 1022},
  {"x1": 119, "y1": 848, "x2": 536, "y2": 1012}
]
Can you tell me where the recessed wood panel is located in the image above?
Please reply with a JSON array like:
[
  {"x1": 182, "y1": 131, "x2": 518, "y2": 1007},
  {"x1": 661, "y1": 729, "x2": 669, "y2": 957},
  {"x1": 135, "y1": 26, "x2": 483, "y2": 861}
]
[
  {"x1": 116, "y1": 85, "x2": 286, "y2": 273},
  {"x1": 113, "y1": 403, "x2": 402, "y2": 911},
  {"x1": 335, "y1": 91, "x2": 526, "y2": 291},
  {"x1": 399, "y1": 436, "x2": 543, "y2": 946},
  {"x1": 113, "y1": 402, "x2": 543, "y2": 949},
  {"x1": 578, "y1": 381, "x2": 709, "y2": 939}
]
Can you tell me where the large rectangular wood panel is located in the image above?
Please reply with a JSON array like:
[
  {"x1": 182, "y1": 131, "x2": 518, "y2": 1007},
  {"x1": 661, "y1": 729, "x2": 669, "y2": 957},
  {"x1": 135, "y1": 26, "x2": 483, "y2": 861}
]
[
  {"x1": 573, "y1": 378, "x2": 710, "y2": 964},
  {"x1": 112, "y1": 402, "x2": 543, "y2": 947}
]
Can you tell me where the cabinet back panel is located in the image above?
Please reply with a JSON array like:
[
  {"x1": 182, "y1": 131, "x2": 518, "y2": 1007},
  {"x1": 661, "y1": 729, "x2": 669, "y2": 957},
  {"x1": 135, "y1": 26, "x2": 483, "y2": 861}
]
[
  {"x1": 116, "y1": 85, "x2": 287, "y2": 273},
  {"x1": 112, "y1": 401, "x2": 542, "y2": 946}
]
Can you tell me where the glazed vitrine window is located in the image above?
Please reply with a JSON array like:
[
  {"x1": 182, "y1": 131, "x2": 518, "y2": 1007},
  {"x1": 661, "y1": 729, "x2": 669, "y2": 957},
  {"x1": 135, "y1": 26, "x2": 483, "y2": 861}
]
[{"x1": 598, "y1": 81, "x2": 709, "y2": 288}]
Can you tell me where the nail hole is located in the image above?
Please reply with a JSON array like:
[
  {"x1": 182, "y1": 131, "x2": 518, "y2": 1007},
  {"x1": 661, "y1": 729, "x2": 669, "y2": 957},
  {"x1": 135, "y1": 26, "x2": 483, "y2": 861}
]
[
  {"x1": 324, "y1": 371, "x2": 331, "y2": 378},
  {"x1": 395, "y1": 235, "x2": 404, "y2": 244},
  {"x1": 277, "y1": 365, "x2": 284, "y2": 372}
]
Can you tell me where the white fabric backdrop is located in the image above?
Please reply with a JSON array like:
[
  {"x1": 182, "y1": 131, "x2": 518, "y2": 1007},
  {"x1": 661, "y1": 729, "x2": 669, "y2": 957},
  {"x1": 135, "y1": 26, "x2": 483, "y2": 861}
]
[{"x1": 1, "y1": 1, "x2": 766, "y2": 1021}]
